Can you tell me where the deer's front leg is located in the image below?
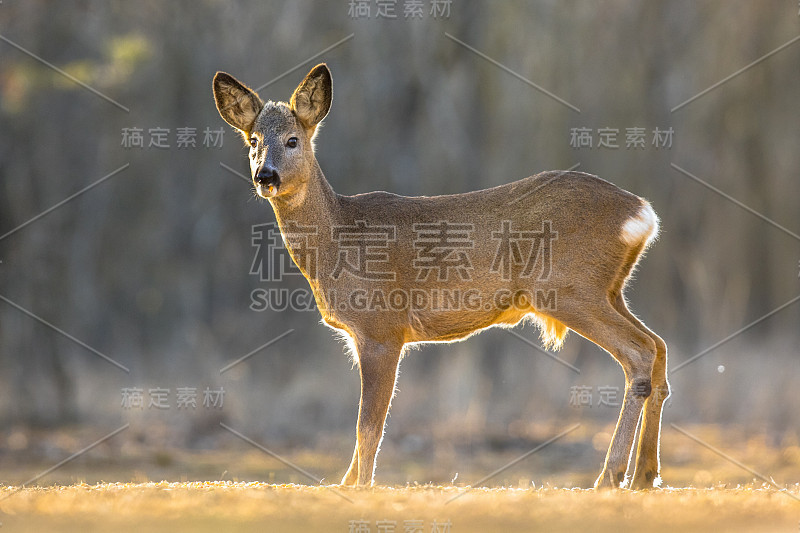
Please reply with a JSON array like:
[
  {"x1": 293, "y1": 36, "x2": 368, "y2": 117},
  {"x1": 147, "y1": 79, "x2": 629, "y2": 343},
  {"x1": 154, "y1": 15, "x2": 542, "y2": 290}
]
[
  {"x1": 340, "y1": 443, "x2": 359, "y2": 486},
  {"x1": 345, "y1": 337, "x2": 402, "y2": 486}
]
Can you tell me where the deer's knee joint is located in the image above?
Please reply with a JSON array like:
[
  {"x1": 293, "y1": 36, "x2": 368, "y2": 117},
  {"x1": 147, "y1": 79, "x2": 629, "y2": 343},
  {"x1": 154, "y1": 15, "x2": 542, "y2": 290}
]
[
  {"x1": 650, "y1": 383, "x2": 671, "y2": 403},
  {"x1": 631, "y1": 378, "x2": 652, "y2": 399}
]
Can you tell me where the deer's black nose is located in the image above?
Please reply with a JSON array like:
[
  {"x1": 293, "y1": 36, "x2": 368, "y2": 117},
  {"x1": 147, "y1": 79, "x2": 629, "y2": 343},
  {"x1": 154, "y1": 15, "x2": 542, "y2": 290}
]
[{"x1": 255, "y1": 166, "x2": 280, "y2": 187}]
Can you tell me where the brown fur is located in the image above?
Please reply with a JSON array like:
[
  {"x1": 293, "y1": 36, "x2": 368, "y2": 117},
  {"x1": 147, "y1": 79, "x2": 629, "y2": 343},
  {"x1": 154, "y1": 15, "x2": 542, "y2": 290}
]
[{"x1": 213, "y1": 64, "x2": 670, "y2": 489}]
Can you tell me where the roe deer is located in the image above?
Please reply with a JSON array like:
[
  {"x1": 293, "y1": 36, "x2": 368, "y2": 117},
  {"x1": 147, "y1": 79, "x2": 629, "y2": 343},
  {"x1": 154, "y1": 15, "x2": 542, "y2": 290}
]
[{"x1": 213, "y1": 64, "x2": 669, "y2": 489}]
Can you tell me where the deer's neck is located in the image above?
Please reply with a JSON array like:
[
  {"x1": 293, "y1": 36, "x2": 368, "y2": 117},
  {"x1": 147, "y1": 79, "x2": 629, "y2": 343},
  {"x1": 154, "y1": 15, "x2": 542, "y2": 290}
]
[
  {"x1": 268, "y1": 161, "x2": 338, "y2": 280},
  {"x1": 270, "y1": 161, "x2": 337, "y2": 223}
]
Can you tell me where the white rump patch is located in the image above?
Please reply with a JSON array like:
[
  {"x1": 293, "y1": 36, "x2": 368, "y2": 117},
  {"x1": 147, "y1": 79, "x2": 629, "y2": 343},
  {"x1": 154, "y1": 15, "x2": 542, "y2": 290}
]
[{"x1": 620, "y1": 202, "x2": 659, "y2": 247}]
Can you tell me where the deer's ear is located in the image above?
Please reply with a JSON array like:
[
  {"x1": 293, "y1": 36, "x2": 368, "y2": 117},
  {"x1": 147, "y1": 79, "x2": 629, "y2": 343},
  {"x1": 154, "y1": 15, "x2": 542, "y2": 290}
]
[
  {"x1": 213, "y1": 72, "x2": 264, "y2": 133},
  {"x1": 290, "y1": 64, "x2": 332, "y2": 131}
]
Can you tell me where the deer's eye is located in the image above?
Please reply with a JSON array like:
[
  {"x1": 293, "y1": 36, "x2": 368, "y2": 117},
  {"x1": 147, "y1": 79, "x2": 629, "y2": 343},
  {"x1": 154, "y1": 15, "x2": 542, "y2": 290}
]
[
  {"x1": 286, "y1": 137, "x2": 298, "y2": 148},
  {"x1": 249, "y1": 137, "x2": 257, "y2": 148}
]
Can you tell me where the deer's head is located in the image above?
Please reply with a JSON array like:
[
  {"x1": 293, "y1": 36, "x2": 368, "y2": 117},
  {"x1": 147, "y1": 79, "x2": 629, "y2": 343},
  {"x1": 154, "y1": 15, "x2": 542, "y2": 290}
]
[{"x1": 213, "y1": 64, "x2": 332, "y2": 200}]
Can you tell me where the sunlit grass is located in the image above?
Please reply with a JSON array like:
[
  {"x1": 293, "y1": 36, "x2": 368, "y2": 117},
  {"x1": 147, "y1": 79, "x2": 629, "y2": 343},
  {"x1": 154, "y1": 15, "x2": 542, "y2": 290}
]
[
  {"x1": 0, "y1": 482, "x2": 798, "y2": 532},
  {"x1": 1, "y1": 422, "x2": 799, "y2": 531}
]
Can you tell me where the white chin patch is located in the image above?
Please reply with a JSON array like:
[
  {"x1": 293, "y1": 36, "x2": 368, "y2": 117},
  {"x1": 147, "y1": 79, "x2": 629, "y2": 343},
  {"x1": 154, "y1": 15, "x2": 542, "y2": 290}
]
[{"x1": 620, "y1": 202, "x2": 659, "y2": 247}]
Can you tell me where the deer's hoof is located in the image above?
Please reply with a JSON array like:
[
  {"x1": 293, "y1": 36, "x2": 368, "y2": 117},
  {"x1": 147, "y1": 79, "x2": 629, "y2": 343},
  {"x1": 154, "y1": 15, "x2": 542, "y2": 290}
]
[
  {"x1": 594, "y1": 469, "x2": 625, "y2": 490},
  {"x1": 629, "y1": 470, "x2": 659, "y2": 490}
]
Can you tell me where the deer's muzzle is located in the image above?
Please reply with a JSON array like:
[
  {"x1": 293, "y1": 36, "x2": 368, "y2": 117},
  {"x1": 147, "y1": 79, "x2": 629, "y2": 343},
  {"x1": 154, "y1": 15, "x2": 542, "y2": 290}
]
[{"x1": 254, "y1": 166, "x2": 280, "y2": 197}]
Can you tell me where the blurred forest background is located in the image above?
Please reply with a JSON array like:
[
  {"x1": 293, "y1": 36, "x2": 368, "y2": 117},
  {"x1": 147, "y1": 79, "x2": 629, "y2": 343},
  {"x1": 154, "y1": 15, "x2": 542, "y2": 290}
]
[{"x1": 0, "y1": 1, "x2": 798, "y2": 486}]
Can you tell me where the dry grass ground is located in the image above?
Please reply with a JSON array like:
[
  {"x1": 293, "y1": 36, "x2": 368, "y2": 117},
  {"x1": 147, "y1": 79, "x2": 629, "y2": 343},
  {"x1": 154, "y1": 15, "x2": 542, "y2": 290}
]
[
  {"x1": 1, "y1": 423, "x2": 799, "y2": 531},
  {"x1": 0, "y1": 482, "x2": 798, "y2": 532}
]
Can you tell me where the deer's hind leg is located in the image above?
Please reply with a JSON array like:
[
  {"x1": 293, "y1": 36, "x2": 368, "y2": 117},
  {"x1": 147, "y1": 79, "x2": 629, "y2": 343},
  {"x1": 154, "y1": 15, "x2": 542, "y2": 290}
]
[
  {"x1": 549, "y1": 297, "x2": 658, "y2": 489},
  {"x1": 611, "y1": 293, "x2": 670, "y2": 489}
]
